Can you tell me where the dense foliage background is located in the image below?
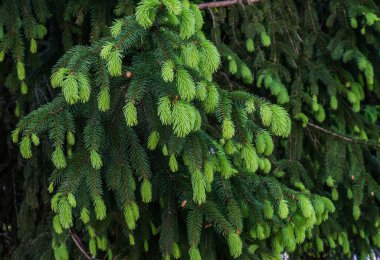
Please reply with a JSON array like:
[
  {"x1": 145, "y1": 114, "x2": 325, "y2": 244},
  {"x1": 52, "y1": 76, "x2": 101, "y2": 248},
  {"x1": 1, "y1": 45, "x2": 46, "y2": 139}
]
[{"x1": 1, "y1": 0, "x2": 380, "y2": 259}]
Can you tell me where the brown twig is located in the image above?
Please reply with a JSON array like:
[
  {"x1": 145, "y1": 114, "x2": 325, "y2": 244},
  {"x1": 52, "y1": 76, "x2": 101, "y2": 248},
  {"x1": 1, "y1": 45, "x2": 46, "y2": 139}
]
[
  {"x1": 69, "y1": 229, "x2": 95, "y2": 260},
  {"x1": 307, "y1": 122, "x2": 380, "y2": 148},
  {"x1": 207, "y1": 7, "x2": 219, "y2": 44},
  {"x1": 197, "y1": 0, "x2": 260, "y2": 10},
  {"x1": 11, "y1": 170, "x2": 19, "y2": 228}
]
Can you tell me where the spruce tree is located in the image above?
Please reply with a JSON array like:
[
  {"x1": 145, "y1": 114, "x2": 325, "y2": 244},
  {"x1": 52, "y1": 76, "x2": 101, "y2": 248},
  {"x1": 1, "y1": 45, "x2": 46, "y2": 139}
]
[{"x1": 0, "y1": 0, "x2": 380, "y2": 259}]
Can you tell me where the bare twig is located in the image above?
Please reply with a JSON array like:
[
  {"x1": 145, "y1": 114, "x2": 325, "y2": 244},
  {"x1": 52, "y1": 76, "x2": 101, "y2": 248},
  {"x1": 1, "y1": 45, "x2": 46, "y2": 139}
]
[
  {"x1": 207, "y1": 8, "x2": 219, "y2": 44},
  {"x1": 307, "y1": 122, "x2": 380, "y2": 148},
  {"x1": 306, "y1": 124, "x2": 319, "y2": 151},
  {"x1": 197, "y1": 0, "x2": 260, "y2": 10},
  {"x1": 0, "y1": 232, "x2": 13, "y2": 242},
  {"x1": 69, "y1": 229, "x2": 96, "y2": 260},
  {"x1": 12, "y1": 170, "x2": 19, "y2": 228}
]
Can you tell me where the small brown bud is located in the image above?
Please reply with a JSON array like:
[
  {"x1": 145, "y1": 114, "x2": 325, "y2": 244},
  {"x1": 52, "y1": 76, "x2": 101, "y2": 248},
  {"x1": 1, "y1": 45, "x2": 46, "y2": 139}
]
[{"x1": 126, "y1": 71, "x2": 133, "y2": 78}]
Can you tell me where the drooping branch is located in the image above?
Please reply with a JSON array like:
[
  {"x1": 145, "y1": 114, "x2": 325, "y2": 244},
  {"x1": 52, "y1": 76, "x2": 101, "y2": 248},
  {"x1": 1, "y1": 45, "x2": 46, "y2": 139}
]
[
  {"x1": 197, "y1": 0, "x2": 260, "y2": 10},
  {"x1": 307, "y1": 122, "x2": 380, "y2": 148}
]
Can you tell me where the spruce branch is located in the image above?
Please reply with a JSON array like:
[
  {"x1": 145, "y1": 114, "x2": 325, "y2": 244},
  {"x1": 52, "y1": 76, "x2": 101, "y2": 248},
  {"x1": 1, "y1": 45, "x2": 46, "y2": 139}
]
[
  {"x1": 307, "y1": 122, "x2": 380, "y2": 148},
  {"x1": 5, "y1": 0, "x2": 380, "y2": 258},
  {"x1": 197, "y1": 0, "x2": 260, "y2": 10}
]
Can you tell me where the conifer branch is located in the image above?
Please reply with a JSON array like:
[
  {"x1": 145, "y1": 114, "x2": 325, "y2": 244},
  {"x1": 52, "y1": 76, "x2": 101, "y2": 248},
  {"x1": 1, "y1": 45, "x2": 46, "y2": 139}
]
[
  {"x1": 197, "y1": 0, "x2": 260, "y2": 10},
  {"x1": 4, "y1": 0, "x2": 380, "y2": 258},
  {"x1": 307, "y1": 122, "x2": 380, "y2": 148}
]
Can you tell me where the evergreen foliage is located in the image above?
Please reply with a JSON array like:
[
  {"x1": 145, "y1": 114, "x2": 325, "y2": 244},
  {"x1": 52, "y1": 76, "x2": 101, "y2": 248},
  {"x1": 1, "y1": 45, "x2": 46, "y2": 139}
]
[{"x1": 0, "y1": 0, "x2": 380, "y2": 259}]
